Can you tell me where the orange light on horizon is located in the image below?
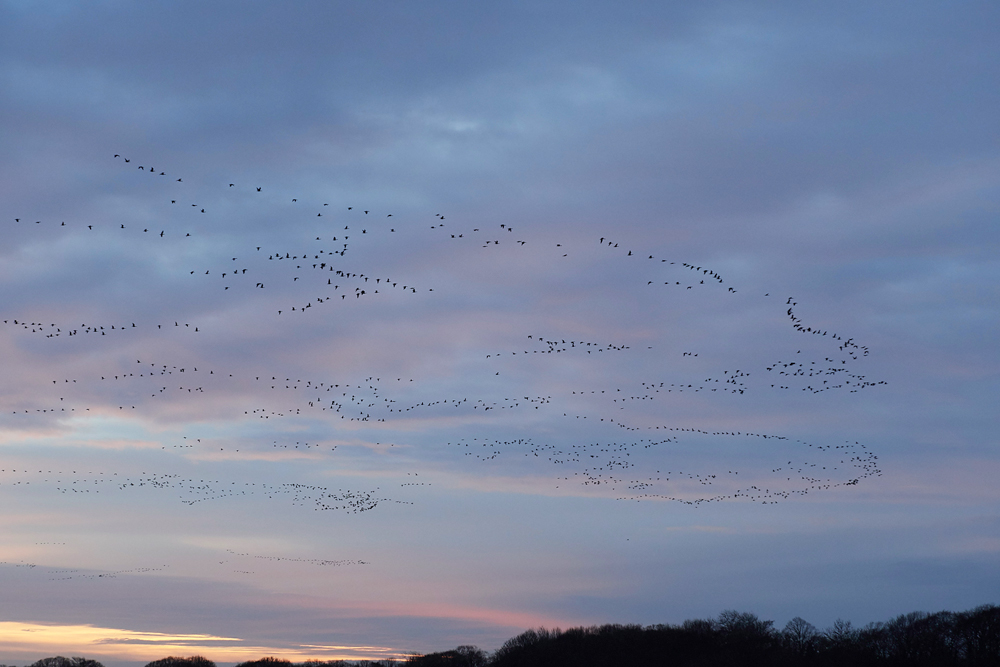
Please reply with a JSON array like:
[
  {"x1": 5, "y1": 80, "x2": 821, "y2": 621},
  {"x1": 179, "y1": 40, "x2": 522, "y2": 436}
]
[{"x1": 0, "y1": 622, "x2": 405, "y2": 663}]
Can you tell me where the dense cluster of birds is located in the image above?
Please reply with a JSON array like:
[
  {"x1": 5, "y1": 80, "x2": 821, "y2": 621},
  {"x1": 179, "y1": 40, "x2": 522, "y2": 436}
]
[
  {"x1": 0, "y1": 152, "x2": 890, "y2": 579},
  {"x1": 224, "y1": 549, "x2": 367, "y2": 567},
  {"x1": 0, "y1": 466, "x2": 394, "y2": 513},
  {"x1": 447, "y1": 431, "x2": 877, "y2": 504}
]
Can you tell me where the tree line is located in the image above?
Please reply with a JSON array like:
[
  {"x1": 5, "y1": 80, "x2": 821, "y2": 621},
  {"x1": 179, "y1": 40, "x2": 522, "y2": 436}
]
[{"x1": 7, "y1": 604, "x2": 999, "y2": 667}]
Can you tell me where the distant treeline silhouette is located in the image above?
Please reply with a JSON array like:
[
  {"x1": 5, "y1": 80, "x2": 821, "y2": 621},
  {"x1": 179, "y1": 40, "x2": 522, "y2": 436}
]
[
  {"x1": 418, "y1": 605, "x2": 1000, "y2": 667},
  {"x1": 6, "y1": 605, "x2": 999, "y2": 667}
]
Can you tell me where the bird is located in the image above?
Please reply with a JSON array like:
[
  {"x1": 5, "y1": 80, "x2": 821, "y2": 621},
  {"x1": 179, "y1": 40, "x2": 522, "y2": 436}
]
[{"x1": 0, "y1": 151, "x2": 885, "y2": 514}]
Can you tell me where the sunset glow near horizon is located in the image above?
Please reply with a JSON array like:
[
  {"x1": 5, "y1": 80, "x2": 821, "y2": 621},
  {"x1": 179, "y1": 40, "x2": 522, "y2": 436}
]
[{"x1": 1, "y1": 2, "x2": 998, "y2": 665}]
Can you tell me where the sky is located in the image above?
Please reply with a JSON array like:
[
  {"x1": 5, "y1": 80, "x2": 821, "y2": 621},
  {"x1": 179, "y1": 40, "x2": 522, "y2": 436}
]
[{"x1": 0, "y1": 1, "x2": 998, "y2": 664}]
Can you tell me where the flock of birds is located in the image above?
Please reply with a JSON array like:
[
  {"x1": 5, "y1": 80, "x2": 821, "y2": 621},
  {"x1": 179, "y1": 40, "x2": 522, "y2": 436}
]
[
  {"x1": 0, "y1": 465, "x2": 402, "y2": 512},
  {"x1": 0, "y1": 152, "x2": 888, "y2": 580},
  {"x1": 447, "y1": 432, "x2": 876, "y2": 505},
  {"x1": 0, "y1": 543, "x2": 368, "y2": 581}
]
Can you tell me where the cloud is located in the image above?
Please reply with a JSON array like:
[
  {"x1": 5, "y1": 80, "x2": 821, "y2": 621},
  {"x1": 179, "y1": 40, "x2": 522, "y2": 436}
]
[
  {"x1": 0, "y1": 621, "x2": 402, "y2": 663},
  {"x1": 0, "y1": 0, "x2": 998, "y2": 660}
]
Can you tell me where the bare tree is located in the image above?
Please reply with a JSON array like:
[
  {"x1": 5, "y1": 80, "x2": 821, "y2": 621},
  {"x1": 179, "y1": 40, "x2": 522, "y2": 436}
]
[
  {"x1": 782, "y1": 616, "x2": 821, "y2": 657},
  {"x1": 29, "y1": 658, "x2": 104, "y2": 667}
]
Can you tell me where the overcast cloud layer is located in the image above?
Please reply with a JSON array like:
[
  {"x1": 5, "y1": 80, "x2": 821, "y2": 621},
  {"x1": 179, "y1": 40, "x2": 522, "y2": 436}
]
[{"x1": 1, "y1": 2, "x2": 998, "y2": 665}]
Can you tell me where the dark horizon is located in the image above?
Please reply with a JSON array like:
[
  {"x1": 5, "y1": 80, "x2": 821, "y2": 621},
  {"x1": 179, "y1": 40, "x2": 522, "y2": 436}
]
[{"x1": 8, "y1": 603, "x2": 1000, "y2": 667}]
